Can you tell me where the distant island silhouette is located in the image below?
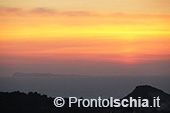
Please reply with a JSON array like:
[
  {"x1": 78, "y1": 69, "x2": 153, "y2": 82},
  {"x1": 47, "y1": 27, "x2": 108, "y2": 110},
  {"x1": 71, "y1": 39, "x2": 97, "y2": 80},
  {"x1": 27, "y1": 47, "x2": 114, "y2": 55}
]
[
  {"x1": 13, "y1": 72, "x2": 78, "y2": 77},
  {"x1": 0, "y1": 85, "x2": 170, "y2": 113}
]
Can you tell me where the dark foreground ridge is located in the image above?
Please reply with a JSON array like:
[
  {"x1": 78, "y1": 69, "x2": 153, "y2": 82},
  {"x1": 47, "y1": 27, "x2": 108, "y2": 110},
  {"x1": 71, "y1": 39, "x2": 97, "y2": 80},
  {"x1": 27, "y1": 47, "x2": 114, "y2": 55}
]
[{"x1": 0, "y1": 85, "x2": 170, "y2": 113}]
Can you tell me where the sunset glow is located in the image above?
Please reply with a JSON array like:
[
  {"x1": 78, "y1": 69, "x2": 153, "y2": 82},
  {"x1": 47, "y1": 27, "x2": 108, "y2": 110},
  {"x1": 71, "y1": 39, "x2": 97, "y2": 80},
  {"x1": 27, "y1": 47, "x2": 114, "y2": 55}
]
[{"x1": 0, "y1": 0, "x2": 170, "y2": 76}]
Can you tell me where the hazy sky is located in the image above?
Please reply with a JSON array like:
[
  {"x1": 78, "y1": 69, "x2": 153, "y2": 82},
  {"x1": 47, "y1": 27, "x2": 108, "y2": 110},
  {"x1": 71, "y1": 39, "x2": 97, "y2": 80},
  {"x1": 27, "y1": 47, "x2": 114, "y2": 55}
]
[{"x1": 0, "y1": 0, "x2": 170, "y2": 76}]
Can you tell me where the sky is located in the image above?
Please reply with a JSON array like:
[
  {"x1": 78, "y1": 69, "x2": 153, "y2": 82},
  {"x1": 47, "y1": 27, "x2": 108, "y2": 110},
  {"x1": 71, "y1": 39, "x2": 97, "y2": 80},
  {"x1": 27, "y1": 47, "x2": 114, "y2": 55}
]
[{"x1": 0, "y1": 0, "x2": 170, "y2": 76}]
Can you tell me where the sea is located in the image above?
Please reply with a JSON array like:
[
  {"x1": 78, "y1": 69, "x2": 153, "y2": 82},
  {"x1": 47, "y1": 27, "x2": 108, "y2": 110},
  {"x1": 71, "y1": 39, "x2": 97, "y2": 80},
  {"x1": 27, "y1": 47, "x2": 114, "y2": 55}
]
[{"x1": 0, "y1": 76, "x2": 170, "y2": 99}]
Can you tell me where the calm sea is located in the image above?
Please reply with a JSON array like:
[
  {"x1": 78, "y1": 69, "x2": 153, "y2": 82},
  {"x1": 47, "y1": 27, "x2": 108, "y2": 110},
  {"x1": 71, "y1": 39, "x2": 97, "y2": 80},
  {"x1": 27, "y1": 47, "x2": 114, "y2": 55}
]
[{"x1": 0, "y1": 76, "x2": 170, "y2": 98}]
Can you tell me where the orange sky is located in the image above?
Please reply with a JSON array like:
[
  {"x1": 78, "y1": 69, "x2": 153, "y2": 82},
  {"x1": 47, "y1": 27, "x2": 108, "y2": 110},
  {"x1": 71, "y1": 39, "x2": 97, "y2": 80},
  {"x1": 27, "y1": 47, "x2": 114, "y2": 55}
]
[{"x1": 0, "y1": 0, "x2": 170, "y2": 76}]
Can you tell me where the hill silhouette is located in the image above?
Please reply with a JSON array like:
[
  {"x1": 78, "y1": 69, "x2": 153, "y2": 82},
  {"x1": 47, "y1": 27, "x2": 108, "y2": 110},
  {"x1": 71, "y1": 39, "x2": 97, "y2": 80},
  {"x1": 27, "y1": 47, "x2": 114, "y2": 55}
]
[
  {"x1": 0, "y1": 85, "x2": 170, "y2": 113},
  {"x1": 121, "y1": 85, "x2": 170, "y2": 113}
]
